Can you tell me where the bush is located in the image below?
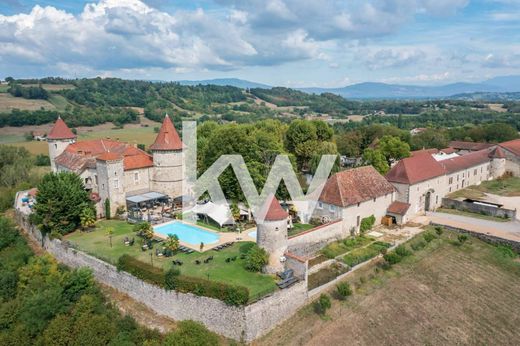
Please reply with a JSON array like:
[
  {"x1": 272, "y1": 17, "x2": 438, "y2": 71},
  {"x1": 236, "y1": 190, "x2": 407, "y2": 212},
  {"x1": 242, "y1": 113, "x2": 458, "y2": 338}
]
[
  {"x1": 411, "y1": 240, "x2": 426, "y2": 251},
  {"x1": 316, "y1": 294, "x2": 331, "y2": 315},
  {"x1": 458, "y1": 234, "x2": 468, "y2": 244},
  {"x1": 434, "y1": 226, "x2": 444, "y2": 236},
  {"x1": 343, "y1": 247, "x2": 380, "y2": 267},
  {"x1": 336, "y1": 282, "x2": 352, "y2": 300},
  {"x1": 104, "y1": 198, "x2": 111, "y2": 219},
  {"x1": 423, "y1": 232, "x2": 435, "y2": 243},
  {"x1": 360, "y1": 215, "x2": 376, "y2": 233},
  {"x1": 495, "y1": 245, "x2": 517, "y2": 259},
  {"x1": 164, "y1": 268, "x2": 180, "y2": 290},
  {"x1": 117, "y1": 255, "x2": 164, "y2": 286},
  {"x1": 171, "y1": 275, "x2": 249, "y2": 306},
  {"x1": 395, "y1": 245, "x2": 412, "y2": 257},
  {"x1": 163, "y1": 320, "x2": 219, "y2": 346},
  {"x1": 34, "y1": 154, "x2": 50, "y2": 166},
  {"x1": 383, "y1": 252, "x2": 402, "y2": 265},
  {"x1": 244, "y1": 244, "x2": 268, "y2": 272}
]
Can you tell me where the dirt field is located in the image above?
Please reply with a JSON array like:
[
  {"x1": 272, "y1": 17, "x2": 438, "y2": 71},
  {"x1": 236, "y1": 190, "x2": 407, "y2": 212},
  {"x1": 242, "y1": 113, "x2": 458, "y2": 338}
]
[
  {"x1": 0, "y1": 93, "x2": 56, "y2": 112},
  {"x1": 487, "y1": 103, "x2": 507, "y2": 113},
  {"x1": 260, "y1": 232, "x2": 520, "y2": 345}
]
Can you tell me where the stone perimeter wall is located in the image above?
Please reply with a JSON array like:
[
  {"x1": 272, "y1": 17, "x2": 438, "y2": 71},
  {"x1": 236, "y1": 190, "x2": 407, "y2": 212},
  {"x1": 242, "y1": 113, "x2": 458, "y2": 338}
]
[
  {"x1": 287, "y1": 220, "x2": 343, "y2": 257},
  {"x1": 14, "y1": 210, "x2": 308, "y2": 342},
  {"x1": 441, "y1": 197, "x2": 516, "y2": 220}
]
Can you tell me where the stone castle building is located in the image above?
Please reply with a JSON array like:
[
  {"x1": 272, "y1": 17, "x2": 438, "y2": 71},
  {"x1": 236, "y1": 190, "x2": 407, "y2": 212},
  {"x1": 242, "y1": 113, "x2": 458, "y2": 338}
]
[{"x1": 48, "y1": 115, "x2": 184, "y2": 217}]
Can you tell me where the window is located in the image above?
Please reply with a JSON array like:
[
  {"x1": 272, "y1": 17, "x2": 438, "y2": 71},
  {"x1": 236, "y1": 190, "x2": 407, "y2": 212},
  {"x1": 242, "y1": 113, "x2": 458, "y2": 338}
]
[
  {"x1": 95, "y1": 175, "x2": 98, "y2": 184},
  {"x1": 356, "y1": 215, "x2": 360, "y2": 226},
  {"x1": 54, "y1": 143, "x2": 57, "y2": 149},
  {"x1": 329, "y1": 204, "x2": 336, "y2": 212},
  {"x1": 101, "y1": 184, "x2": 105, "y2": 190},
  {"x1": 436, "y1": 195, "x2": 438, "y2": 204},
  {"x1": 457, "y1": 175, "x2": 459, "y2": 181},
  {"x1": 114, "y1": 179, "x2": 119, "y2": 189},
  {"x1": 474, "y1": 169, "x2": 477, "y2": 176},
  {"x1": 357, "y1": 202, "x2": 360, "y2": 207},
  {"x1": 373, "y1": 198, "x2": 376, "y2": 202},
  {"x1": 449, "y1": 177, "x2": 453, "y2": 184},
  {"x1": 134, "y1": 172, "x2": 139, "y2": 183},
  {"x1": 481, "y1": 167, "x2": 483, "y2": 173},
  {"x1": 449, "y1": 187, "x2": 452, "y2": 192},
  {"x1": 318, "y1": 202, "x2": 323, "y2": 209}
]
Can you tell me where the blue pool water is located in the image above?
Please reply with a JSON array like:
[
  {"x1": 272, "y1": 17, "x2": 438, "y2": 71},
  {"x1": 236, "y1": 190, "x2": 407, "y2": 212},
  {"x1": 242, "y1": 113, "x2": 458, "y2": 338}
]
[{"x1": 154, "y1": 222, "x2": 220, "y2": 245}]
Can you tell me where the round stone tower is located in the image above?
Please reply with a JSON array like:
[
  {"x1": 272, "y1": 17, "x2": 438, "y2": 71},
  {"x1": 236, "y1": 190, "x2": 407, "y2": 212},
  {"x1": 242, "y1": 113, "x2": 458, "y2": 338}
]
[
  {"x1": 489, "y1": 146, "x2": 506, "y2": 179},
  {"x1": 256, "y1": 195, "x2": 289, "y2": 274},
  {"x1": 150, "y1": 115, "x2": 184, "y2": 199},
  {"x1": 47, "y1": 116, "x2": 76, "y2": 172},
  {"x1": 96, "y1": 153, "x2": 125, "y2": 218}
]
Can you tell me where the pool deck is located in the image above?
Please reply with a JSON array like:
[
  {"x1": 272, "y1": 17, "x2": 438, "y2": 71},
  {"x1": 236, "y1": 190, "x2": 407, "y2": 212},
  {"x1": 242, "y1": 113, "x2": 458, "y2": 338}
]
[{"x1": 154, "y1": 220, "x2": 257, "y2": 252}]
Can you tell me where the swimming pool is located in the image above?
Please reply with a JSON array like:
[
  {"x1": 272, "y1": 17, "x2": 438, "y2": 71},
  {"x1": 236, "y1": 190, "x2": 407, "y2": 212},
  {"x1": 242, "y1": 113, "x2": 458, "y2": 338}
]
[{"x1": 154, "y1": 221, "x2": 220, "y2": 245}]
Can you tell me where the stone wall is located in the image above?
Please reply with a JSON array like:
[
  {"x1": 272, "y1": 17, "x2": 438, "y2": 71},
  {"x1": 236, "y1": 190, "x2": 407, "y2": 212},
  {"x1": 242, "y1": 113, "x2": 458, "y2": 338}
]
[
  {"x1": 441, "y1": 198, "x2": 516, "y2": 220},
  {"x1": 288, "y1": 221, "x2": 343, "y2": 257},
  {"x1": 14, "y1": 208, "x2": 310, "y2": 342},
  {"x1": 430, "y1": 222, "x2": 520, "y2": 253}
]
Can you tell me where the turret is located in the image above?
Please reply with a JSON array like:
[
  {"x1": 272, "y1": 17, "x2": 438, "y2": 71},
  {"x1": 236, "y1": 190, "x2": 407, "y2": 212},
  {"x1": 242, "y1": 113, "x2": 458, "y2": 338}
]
[
  {"x1": 150, "y1": 115, "x2": 184, "y2": 199},
  {"x1": 96, "y1": 153, "x2": 125, "y2": 218},
  {"x1": 256, "y1": 195, "x2": 289, "y2": 274},
  {"x1": 489, "y1": 146, "x2": 506, "y2": 179},
  {"x1": 47, "y1": 116, "x2": 76, "y2": 172}
]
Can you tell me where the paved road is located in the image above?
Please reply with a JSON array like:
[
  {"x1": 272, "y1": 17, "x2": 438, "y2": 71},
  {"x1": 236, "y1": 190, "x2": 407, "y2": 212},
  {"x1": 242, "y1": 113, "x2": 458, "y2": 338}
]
[{"x1": 428, "y1": 211, "x2": 520, "y2": 241}]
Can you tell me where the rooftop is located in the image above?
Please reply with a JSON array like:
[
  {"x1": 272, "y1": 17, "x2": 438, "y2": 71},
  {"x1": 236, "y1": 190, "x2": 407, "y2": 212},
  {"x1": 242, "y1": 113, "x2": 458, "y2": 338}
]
[
  {"x1": 47, "y1": 117, "x2": 76, "y2": 140},
  {"x1": 149, "y1": 115, "x2": 183, "y2": 151},
  {"x1": 320, "y1": 166, "x2": 395, "y2": 207},
  {"x1": 449, "y1": 141, "x2": 494, "y2": 151},
  {"x1": 499, "y1": 139, "x2": 520, "y2": 157}
]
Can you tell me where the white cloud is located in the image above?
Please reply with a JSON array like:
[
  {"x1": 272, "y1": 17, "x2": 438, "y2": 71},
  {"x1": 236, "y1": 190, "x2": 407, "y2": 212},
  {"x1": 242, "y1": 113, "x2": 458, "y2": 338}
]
[
  {"x1": 362, "y1": 47, "x2": 428, "y2": 70},
  {"x1": 381, "y1": 72, "x2": 452, "y2": 84}
]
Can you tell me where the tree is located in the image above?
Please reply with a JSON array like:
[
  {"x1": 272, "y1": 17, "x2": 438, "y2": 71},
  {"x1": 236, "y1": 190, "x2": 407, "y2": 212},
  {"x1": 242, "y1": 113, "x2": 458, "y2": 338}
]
[
  {"x1": 410, "y1": 128, "x2": 448, "y2": 150},
  {"x1": 285, "y1": 120, "x2": 317, "y2": 153},
  {"x1": 316, "y1": 294, "x2": 331, "y2": 315},
  {"x1": 80, "y1": 207, "x2": 96, "y2": 230},
  {"x1": 377, "y1": 135, "x2": 410, "y2": 164},
  {"x1": 104, "y1": 199, "x2": 111, "y2": 219},
  {"x1": 134, "y1": 222, "x2": 154, "y2": 240},
  {"x1": 165, "y1": 234, "x2": 180, "y2": 253},
  {"x1": 362, "y1": 148, "x2": 389, "y2": 175},
  {"x1": 106, "y1": 227, "x2": 114, "y2": 248},
  {"x1": 244, "y1": 245, "x2": 269, "y2": 272},
  {"x1": 33, "y1": 172, "x2": 92, "y2": 236},
  {"x1": 230, "y1": 201, "x2": 241, "y2": 223}
]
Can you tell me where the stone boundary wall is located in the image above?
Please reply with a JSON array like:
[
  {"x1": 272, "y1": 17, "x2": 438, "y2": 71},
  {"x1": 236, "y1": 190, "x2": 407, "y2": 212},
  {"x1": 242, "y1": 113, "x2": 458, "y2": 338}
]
[
  {"x1": 14, "y1": 208, "x2": 308, "y2": 342},
  {"x1": 430, "y1": 221, "x2": 520, "y2": 253},
  {"x1": 288, "y1": 221, "x2": 343, "y2": 257},
  {"x1": 442, "y1": 198, "x2": 516, "y2": 220}
]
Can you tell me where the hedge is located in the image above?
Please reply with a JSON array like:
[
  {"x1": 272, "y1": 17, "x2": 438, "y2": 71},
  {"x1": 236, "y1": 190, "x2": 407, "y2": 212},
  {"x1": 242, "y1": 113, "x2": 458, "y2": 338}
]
[{"x1": 117, "y1": 255, "x2": 249, "y2": 306}]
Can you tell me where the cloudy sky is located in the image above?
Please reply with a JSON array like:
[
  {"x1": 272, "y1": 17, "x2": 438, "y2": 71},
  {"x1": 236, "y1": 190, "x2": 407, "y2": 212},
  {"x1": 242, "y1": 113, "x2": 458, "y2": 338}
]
[{"x1": 0, "y1": 0, "x2": 519, "y2": 87}]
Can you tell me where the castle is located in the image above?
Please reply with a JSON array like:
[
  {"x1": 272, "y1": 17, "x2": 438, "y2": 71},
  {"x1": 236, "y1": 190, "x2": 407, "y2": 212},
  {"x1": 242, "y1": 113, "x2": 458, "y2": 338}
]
[{"x1": 48, "y1": 115, "x2": 184, "y2": 217}]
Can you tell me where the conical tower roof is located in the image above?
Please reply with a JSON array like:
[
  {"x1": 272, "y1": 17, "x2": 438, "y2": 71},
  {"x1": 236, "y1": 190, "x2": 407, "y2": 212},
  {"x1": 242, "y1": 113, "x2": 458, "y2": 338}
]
[
  {"x1": 47, "y1": 116, "x2": 76, "y2": 140},
  {"x1": 150, "y1": 115, "x2": 183, "y2": 151}
]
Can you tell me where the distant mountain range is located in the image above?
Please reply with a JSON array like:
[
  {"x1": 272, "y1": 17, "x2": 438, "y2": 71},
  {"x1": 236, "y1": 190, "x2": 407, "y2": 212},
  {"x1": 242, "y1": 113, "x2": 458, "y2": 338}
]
[{"x1": 174, "y1": 75, "x2": 520, "y2": 100}]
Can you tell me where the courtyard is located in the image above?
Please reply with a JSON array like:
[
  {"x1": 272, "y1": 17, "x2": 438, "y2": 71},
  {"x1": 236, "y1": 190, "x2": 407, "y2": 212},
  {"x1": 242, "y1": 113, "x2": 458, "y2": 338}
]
[{"x1": 65, "y1": 220, "x2": 278, "y2": 301}]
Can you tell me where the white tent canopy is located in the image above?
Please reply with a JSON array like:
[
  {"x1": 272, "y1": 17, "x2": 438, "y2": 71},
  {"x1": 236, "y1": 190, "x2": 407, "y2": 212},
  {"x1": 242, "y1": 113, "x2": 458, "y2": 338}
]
[{"x1": 190, "y1": 202, "x2": 234, "y2": 227}]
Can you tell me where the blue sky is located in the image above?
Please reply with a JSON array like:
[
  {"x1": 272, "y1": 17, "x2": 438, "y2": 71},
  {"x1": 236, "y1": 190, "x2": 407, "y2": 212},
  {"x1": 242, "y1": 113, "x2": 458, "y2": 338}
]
[{"x1": 0, "y1": 0, "x2": 519, "y2": 87}]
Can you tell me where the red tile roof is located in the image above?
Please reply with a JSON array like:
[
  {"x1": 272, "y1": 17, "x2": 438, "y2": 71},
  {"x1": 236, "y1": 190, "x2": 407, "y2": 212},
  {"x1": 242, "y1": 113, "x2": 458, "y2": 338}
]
[
  {"x1": 449, "y1": 141, "x2": 494, "y2": 151},
  {"x1": 150, "y1": 115, "x2": 183, "y2": 151},
  {"x1": 488, "y1": 146, "x2": 506, "y2": 159},
  {"x1": 54, "y1": 139, "x2": 153, "y2": 172},
  {"x1": 97, "y1": 152, "x2": 123, "y2": 161},
  {"x1": 387, "y1": 201, "x2": 410, "y2": 215},
  {"x1": 320, "y1": 166, "x2": 395, "y2": 207},
  {"x1": 263, "y1": 195, "x2": 289, "y2": 221},
  {"x1": 439, "y1": 149, "x2": 491, "y2": 174},
  {"x1": 500, "y1": 139, "x2": 520, "y2": 157},
  {"x1": 440, "y1": 147, "x2": 457, "y2": 154},
  {"x1": 47, "y1": 117, "x2": 76, "y2": 140},
  {"x1": 386, "y1": 152, "x2": 446, "y2": 185},
  {"x1": 411, "y1": 148, "x2": 438, "y2": 157}
]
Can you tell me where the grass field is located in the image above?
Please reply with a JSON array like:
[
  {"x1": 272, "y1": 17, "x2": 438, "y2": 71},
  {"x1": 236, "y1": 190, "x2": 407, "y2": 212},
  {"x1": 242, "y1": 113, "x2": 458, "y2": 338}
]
[
  {"x1": 66, "y1": 220, "x2": 277, "y2": 300},
  {"x1": 0, "y1": 85, "x2": 9, "y2": 92},
  {"x1": 0, "y1": 93, "x2": 56, "y2": 112},
  {"x1": 25, "y1": 83, "x2": 75, "y2": 91},
  {"x1": 260, "y1": 230, "x2": 520, "y2": 345}
]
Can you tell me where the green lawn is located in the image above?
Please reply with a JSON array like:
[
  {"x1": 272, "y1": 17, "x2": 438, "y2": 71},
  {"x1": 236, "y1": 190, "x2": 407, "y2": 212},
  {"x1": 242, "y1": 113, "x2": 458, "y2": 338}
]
[
  {"x1": 320, "y1": 235, "x2": 375, "y2": 259},
  {"x1": 66, "y1": 220, "x2": 277, "y2": 300},
  {"x1": 288, "y1": 223, "x2": 314, "y2": 237},
  {"x1": 0, "y1": 85, "x2": 9, "y2": 93}
]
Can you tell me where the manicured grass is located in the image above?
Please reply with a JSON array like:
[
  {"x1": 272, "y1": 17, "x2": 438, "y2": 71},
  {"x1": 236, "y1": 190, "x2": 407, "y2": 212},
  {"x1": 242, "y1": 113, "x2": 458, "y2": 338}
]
[
  {"x1": 321, "y1": 236, "x2": 375, "y2": 259},
  {"x1": 437, "y1": 207, "x2": 510, "y2": 222},
  {"x1": 65, "y1": 220, "x2": 277, "y2": 300},
  {"x1": 288, "y1": 223, "x2": 314, "y2": 237}
]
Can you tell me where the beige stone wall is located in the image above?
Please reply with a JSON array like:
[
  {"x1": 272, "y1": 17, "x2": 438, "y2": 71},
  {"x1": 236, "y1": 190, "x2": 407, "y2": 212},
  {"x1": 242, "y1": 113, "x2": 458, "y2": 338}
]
[
  {"x1": 257, "y1": 218, "x2": 288, "y2": 273},
  {"x1": 96, "y1": 159, "x2": 126, "y2": 217},
  {"x1": 48, "y1": 138, "x2": 75, "y2": 172},
  {"x1": 151, "y1": 150, "x2": 184, "y2": 198},
  {"x1": 123, "y1": 167, "x2": 151, "y2": 195},
  {"x1": 502, "y1": 148, "x2": 520, "y2": 176}
]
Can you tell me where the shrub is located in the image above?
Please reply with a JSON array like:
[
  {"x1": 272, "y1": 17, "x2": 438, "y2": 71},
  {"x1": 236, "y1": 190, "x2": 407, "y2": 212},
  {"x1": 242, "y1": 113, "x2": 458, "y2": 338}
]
[
  {"x1": 336, "y1": 282, "x2": 352, "y2": 300},
  {"x1": 435, "y1": 226, "x2": 444, "y2": 236},
  {"x1": 360, "y1": 215, "x2": 376, "y2": 233},
  {"x1": 458, "y1": 234, "x2": 468, "y2": 244},
  {"x1": 316, "y1": 294, "x2": 331, "y2": 315},
  {"x1": 104, "y1": 198, "x2": 111, "y2": 220},
  {"x1": 343, "y1": 247, "x2": 380, "y2": 267},
  {"x1": 370, "y1": 241, "x2": 392, "y2": 253},
  {"x1": 164, "y1": 320, "x2": 219, "y2": 346},
  {"x1": 379, "y1": 260, "x2": 392, "y2": 270},
  {"x1": 244, "y1": 245, "x2": 268, "y2": 272},
  {"x1": 395, "y1": 245, "x2": 412, "y2": 257},
  {"x1": 411, "y1": 240, "x2": 426, "y2": 251},
  {"x1": 164, "y1": 268, "x2": 180, "y2": 290},
  {"x1": 117, "y1": 255, "x2": 164, "y2": 286},
  {"x1": 423, "y1": 232, "x2": 435, "y2": 243},
  {"x1": 383, "y1": 252, "x2": 402, "y2": 265},
  {"x1": 495, "y1": 245, "x2": 517, "y2": 259}
]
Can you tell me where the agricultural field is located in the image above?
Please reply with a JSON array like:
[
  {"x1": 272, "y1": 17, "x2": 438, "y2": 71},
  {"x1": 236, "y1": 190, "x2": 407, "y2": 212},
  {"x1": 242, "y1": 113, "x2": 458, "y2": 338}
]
[
  {"x1": 0, "y1": 93, "x2": 56, "y2": 112},
  {"x1": 25, "y1": 83, "x2": 75, "y2": 91},
  {"x1": 261, "y1": 231, "x2": 520, "y2": 345}
]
